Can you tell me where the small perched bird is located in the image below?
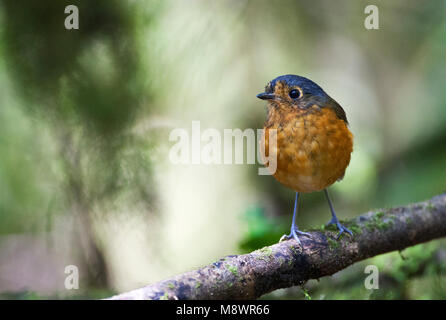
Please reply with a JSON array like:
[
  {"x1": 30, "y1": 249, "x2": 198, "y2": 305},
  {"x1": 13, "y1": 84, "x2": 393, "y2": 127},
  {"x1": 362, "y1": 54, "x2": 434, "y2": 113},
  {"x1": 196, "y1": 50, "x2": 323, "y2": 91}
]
[{"x1": 257, "y1": 74, "x2": 353, "y2": 244}]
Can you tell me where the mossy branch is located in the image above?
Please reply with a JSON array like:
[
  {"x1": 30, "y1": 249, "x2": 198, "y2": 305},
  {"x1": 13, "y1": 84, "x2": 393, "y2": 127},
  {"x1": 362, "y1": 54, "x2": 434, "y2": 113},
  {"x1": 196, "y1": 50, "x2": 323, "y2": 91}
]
[{"x1": 108, "y1": 193, "x2": 446, "y2": 300}]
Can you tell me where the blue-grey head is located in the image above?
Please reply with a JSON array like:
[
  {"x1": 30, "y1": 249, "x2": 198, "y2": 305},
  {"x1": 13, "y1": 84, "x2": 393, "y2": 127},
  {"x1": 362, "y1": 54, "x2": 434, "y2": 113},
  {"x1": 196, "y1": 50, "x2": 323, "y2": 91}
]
[{"x1": 257, "y1": 74, "x2": 347, "y2": 123}]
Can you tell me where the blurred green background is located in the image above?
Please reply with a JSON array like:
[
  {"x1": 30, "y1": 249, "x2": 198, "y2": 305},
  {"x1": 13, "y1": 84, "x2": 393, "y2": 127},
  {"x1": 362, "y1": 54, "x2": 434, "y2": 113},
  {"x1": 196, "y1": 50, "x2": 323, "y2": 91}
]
[{"x1": 0, "y1": 0, "x2": 445, "y2": 299}]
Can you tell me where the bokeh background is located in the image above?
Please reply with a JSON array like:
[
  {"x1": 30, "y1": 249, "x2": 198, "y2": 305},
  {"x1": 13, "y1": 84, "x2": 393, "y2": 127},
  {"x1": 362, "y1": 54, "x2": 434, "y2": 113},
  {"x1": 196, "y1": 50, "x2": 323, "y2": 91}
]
[{"x1": 0, "y1": 0, "x2": 445, "y2": 299}]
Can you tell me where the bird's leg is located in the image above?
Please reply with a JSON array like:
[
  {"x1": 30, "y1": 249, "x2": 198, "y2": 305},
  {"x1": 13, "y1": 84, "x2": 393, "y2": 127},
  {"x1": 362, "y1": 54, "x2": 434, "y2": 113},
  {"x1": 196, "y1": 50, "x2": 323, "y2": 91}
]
[
  {"x1": 281, "y1": 192, "x2": 311, "y2": 245},
  {"x1": 324, "y1": 189, "x2": 353, "y2": 239}
]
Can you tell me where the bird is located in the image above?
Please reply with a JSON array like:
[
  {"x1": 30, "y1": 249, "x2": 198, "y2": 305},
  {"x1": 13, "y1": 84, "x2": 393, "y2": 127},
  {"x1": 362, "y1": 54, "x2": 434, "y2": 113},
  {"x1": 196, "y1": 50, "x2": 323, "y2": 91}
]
[{"x1": 257, "y1": 74, "x2": 353, "y2": 245}]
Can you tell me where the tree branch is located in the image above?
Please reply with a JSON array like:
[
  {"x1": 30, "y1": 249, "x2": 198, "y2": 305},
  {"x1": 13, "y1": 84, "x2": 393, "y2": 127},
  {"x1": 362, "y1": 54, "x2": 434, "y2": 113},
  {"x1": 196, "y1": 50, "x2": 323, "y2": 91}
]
[{"x1": 108, "y1": 193, "x2": 446, "y2": 300}]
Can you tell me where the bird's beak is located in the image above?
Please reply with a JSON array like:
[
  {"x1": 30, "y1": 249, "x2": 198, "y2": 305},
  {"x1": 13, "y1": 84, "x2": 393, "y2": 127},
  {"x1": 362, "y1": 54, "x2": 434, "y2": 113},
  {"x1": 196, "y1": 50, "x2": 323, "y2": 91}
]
[{"x1": 256, "y1": 92, "x2": 276, "y2": 100}]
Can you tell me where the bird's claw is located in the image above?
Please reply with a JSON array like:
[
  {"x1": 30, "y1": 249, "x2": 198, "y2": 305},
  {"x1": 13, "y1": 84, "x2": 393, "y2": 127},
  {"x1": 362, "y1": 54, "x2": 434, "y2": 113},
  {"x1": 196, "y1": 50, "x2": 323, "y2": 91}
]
[
  {"x1": 280, "y1": 228, "x2": 311, "y2": 245},
  {"x1": 327, "y1": 219, "x2": 353, "y2": 239}
]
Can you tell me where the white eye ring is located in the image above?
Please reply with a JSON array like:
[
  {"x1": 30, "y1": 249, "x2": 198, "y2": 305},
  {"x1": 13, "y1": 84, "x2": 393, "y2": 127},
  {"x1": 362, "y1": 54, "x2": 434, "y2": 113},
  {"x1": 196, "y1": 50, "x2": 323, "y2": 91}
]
[{"x1": 289, "y1": 88, "x2": 302, "y2": 99}]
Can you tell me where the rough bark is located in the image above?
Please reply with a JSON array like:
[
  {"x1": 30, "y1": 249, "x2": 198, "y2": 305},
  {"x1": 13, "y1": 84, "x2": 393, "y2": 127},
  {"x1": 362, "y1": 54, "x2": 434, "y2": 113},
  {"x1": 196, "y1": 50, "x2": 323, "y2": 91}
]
[{"x1": 108, "y1": 193, "x2": 446, "y2": 300}]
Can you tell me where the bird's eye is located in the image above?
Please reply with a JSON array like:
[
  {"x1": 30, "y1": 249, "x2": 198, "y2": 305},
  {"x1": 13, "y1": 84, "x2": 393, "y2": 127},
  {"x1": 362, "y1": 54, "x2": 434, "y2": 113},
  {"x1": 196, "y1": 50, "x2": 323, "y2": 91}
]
[{"x1": 289, "y1": 89, "x2": 301, "y2": 99}]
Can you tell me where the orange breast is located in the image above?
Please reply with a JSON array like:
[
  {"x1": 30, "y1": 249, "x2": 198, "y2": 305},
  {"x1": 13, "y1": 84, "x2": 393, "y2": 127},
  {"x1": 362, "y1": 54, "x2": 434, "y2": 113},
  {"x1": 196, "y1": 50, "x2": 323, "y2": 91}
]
[{"x1": 261, "y1": 107, "x2": 353, "y2": 193}]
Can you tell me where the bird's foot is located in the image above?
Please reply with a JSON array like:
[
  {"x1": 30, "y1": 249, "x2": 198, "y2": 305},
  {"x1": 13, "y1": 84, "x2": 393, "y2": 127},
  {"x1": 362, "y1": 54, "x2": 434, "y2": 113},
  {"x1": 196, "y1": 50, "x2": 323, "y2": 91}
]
[
  {"x1": 280, "y1": 228, "x2": 311, "y2": 245},
  {"x1": 326, "y1": 218, "x2": 353, "y2": 239}
]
